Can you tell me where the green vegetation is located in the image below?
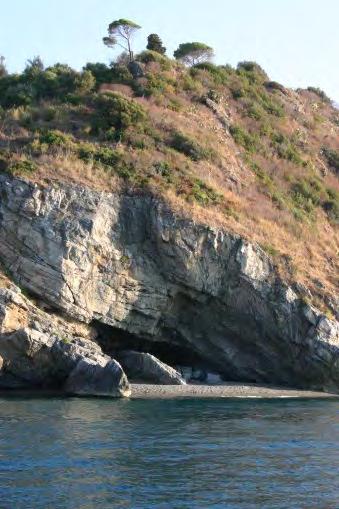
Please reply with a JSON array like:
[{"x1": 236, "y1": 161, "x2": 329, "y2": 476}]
[
  {"x1": 189, "y1": 178, "x2": 222, "y2": 205},
  {"x1": 322, "y1": 147, "x2": 339, "y2": 173},
  {"x1": 170, "y1": 131, "x2": 214, "y2": 161},
  {"x1": 91, "y1": 92, "x2": 148, "y2": 136},
  {"x1": 270, "y1": 131, "x2": 304, "y2": 165},
  {"x1": 230, "y1": 67, "x2": 285, "y2": 118},
  {"x1": 103, "y1": 19, "x2": 141, "y2": 62},
  {"x1": 0, "y1": 15, "x2": 337, "y2": 313},
  {"x1": 0, "y1": 17, "x2": 337, "y2": 234},
  {"x1": 307, "y1": 87, "x2": 331, "y2": 103},
  {"x1": 247, "y1": 159, "x2": 338, "y2": 223},
  {"x1": 0, "y1": 63, "x2": 95, "y2": 108},
  {"x1": 174, "y1": 42, "x2": 214, "y2": 66},
  {"x1": 289, "y1": 176, "x2": 339, "y2": 222},
  {"x1": 0, "y1": 151, "x2": 37, "y2": 176},
  {"x1": 78, "y1": 143, "x2": 121, "y2": 167},
  {"x1": 39, "y1": 129, "x2": 75, "y2": 148},
  {"x1": 261, "y1": 243, "x2": 280, "y2": 258},
  {"x1": 237, "y1": 61, "x2": 268, "y2": 82},
  {"x1": 230, "y1": 125, "x2": 262, "y2": 153},
  {"x1": 0, "y1": 56, "x2": 7, "y2": 77},
  {"x1": 146, "y1": 34, "x2": 166, "y2": 55}
]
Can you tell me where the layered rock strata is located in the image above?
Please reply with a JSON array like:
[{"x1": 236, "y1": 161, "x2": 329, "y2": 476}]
[{"x1": 0, "y1": 176, "x2": 337, "y2": 392}]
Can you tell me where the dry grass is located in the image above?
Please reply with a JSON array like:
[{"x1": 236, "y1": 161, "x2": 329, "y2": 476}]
[{"x1": 1, "y1": 63, "x2": 338, "y2": 312}]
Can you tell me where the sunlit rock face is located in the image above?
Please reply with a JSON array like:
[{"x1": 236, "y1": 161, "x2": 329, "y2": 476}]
[
  {"x1": 0, "y1": 285, "x2": 130, "y2": 397},
  {"x1": 0, "y1": 175, "x2": 338, "y2": 392}
]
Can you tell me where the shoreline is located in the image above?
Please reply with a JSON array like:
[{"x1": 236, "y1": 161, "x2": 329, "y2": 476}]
[
  {"x1": 130, "y1": 382, "x2": 338, "y2": 399},
  {"x1": 0, "y1": 383, "x2": 337, "y2": 400}
]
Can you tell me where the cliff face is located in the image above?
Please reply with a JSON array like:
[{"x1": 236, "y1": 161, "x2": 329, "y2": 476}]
[{"x1": 0, "y1": 175, "x2": 338, "y2": 391}]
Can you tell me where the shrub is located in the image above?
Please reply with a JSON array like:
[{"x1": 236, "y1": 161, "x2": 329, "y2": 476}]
[
  {"x1": 249, "y1": 161, "x2": 286, "y2": 207},
  {"x1": 289, "y1": 176, "x2": 337, "y2": 221},
  {"x1": 231, "y1": 87, "x2": 246, "y2": 99},
  {"x1": 323, "y1": 197, "x2": 339, "y2": 223},
  {"x1": 229, "y1": 125, "x2": 261, "y2": 153},
  {"x1": 258, "y1": 91, "x2": 284, "y2": 117},
  {"x1": 323, "y1": 187, "x2": 339, "y2": 223},
  {"x1": 261, "y1": 243, "x2": 279, "y2": 257},
  {"x1": 8, "y1": 158, "x2": 38, "y2": 175},
  {"x1": 278, "y1": 145, "x2": 303, "y2": 165},
  {"x1": 78, "y1": 142, "x2": 136, "y2": 179},
  {"x1": 229, "y1": 72, "x2": 284, "y2": 117},
  {"x1": 0, "y1": 78, "x2": 34, "y2": 108},
  {"x1": 33, "y1": 64, "x2": 89, "y2": 100},
  {"x1": 170, "y1": 131, "x2": 212, "y2": 161},
  {"x1": 78, "y1": 143, "x2": 120, "y2": 167},
  {"x1": 307, "y1": 87, "x2": 331, "y2": 103},
  {"x1": 322, "y1": 147, "x2": 339, "y2": 173},
  {"x1": 83, "y1": 63, "x2": 112, "y2": 87},
  {"x1": 39, "y1": 129, "x2": 75, "y2": 148},
  {"x1": 0, "y1": 152, "x2": 37, "y2": 175},
  {"x1": 133, "y1": 72, "x2": 175, "y2": 98},
  {"x1": 153, "y1": 161, "x2": 172, "y2": 179},
  {"x1": 190, "y1": 178, "x2": 221, "y2": 205},
  {"x1": 74, "y1": 70, "x2": 95, "y2": 94},
  {"x1": 137, "y1": 50, "x2": 171, "y2": 70},
  {"x1": 167, "y1": 97, "x2": 184, "y2": 111},
  {"x1": 237, "y1": 61, "x2": 269, "y2": 82},
  {"x1": 192, "y1": 62, "x2": 230, "y2": 85},
  {"x1": 245, "y1": 102, "x2": 264, "y2": 120},
  {"x1": 270, "y1": 131, "x2": 304, "y2": 165},
  {"x1": 115, "y1": 162, "x2": 136, "y2": 180},
  {"x1": 0, "y1": 64, "x2": 97, "y2": 108},
  {"x1": 179, "y1": 74, "x2": 204, "y2": 94},
  {"x1": 110, "y1": 63, "x2": 133, "y2": 84},
  {"x1": 92, "y1": 92, "x2": 148, "y2": 134},
  {"x1": 41, "y1": 106, "x2": 57, "y2": 121}
]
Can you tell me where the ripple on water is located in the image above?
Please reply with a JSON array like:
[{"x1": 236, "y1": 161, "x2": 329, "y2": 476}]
[{"x1": 0, "y1": 397, "x2": 338, "y2": 509}]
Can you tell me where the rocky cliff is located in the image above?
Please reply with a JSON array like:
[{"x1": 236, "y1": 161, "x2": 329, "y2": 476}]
[{"x1": 0, "y1": 175, "x2": 337, "y2": 393}]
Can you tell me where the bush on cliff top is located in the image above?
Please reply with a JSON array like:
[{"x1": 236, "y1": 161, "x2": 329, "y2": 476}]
[{"x1": 91, "y1": 92, "x2": 148, "y2": 136}]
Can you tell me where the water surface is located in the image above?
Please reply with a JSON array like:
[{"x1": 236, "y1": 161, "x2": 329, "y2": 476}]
[{"x1": 0, "y1": 397, "x2": 338, "y2": 508}]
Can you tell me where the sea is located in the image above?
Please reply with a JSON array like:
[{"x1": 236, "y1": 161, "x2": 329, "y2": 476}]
[{"x1": 0, "y1": 396, "x2": 338, "y2": 508}]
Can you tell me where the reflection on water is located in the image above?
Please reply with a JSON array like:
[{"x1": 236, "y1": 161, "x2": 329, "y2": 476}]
[{"x1": 0, "y1": 397, "x2": 338, "y2": 508}]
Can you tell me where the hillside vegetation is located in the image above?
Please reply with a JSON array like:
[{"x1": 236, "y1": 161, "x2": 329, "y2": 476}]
[{"x1": 0, "y1": 46, "x2": 338, "y2": 314}]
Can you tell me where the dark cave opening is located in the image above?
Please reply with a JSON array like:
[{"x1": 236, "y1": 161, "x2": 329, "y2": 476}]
[{"x1": 92, "y1": 320, "x2": 210, "y2": 371}]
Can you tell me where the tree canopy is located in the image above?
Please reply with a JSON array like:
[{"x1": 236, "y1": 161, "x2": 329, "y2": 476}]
[
  {"x1": 0, "y1": 56, "x2": 7, "y2": 78},
  {"x1": 24, "y1": 56, "x2": 44, "y2": 78},
  {"x1": 173, "y1": 42, "x2": 214, "y2": 66},
  {"x1": 146, "y1": 34, "x2": 166, "y2": 55},
  {"x1": 103, "y1": 18, "x2": 141, "y2": 62}
]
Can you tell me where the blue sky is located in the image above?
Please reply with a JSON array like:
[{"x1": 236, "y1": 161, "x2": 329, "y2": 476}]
[{"x1": 1, "y1": 0, "x2": 338, "y2": 101}]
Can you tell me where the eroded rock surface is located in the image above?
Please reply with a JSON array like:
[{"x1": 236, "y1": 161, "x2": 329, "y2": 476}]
[
  {"x1": 64, "y1": 358, "x2": 130, "y2": 397},
  {"x1": 0, "y1": 285, "x2": 130, "y2": 397},
  {"x1": 117, "y1": 350, "x2": 185, "y2": 385},
  {"x1": 0, "y1": 176, "x2": 338, "y2": 391}
]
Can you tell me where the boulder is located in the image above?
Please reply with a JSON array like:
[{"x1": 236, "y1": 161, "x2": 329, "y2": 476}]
[
  {"x1": 128, "y1": 61, "x2": 145, "y2": 78},
  {"x1": 0, "y1": 328, "x2": 56, "y2": 385},
  {"x1": 0, "y1": 327, "x2": 130, "y2": 396},
  {"x1": 51, "y1": 336, "x2": 110, "y2": 378},
  {"x1": 0, "y1": 282, "x2": 130, "y2": 396},
  {"x1": 117, "y1": 351, "x2": 186, "y2": 385},
  {"x1": 64, "y1": 358, "x2": 130, "y2": 397}
]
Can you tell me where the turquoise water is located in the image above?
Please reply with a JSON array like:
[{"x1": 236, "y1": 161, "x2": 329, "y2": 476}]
[{"x1": 0, "y1": 397, "x2": 338, "y2": 509}]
